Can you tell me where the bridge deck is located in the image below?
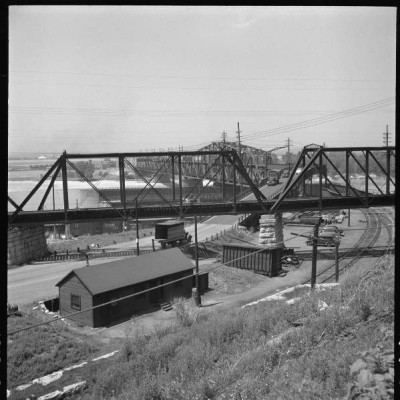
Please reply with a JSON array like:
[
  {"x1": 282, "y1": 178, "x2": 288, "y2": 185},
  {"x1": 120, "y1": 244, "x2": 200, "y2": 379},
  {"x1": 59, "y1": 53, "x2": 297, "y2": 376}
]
[{"x1": 8, "y1": 194, "x2": 394, "y2": 226}]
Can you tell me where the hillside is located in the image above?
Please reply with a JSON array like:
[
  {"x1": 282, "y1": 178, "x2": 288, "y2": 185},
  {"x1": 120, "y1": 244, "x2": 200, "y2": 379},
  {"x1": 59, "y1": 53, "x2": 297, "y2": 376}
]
[{"x1": 8, "y1": 252, "x2": 393, "y2": 399}]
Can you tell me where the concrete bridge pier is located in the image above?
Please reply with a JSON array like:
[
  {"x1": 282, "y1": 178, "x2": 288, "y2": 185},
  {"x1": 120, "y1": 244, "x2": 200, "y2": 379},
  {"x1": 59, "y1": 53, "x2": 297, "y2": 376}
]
[{"x1": 7, "y1": 225, "x2": 48, "y2": 267}]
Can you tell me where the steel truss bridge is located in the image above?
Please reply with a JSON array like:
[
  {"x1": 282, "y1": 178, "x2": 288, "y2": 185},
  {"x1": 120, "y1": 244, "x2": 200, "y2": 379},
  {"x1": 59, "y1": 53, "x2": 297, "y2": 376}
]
[
  {"x1": 8, "y1": 146, "x2": 395, "y2": 226},
  {"x1": 136, "y1": 141, "x2": 290, "y2": 186}
]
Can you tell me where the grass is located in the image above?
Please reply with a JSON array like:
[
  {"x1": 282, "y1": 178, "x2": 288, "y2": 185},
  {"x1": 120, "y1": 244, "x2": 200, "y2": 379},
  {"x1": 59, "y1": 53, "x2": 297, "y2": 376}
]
[
  {"x1": 78, "y1": 254, "x2": 393, "y2": 399},
  {"x1": 8, "y1": 255, "x2": 393, "y2": 399},
  {"x1": 7, "y1": 307, "x2": 99, "y2": 389}
]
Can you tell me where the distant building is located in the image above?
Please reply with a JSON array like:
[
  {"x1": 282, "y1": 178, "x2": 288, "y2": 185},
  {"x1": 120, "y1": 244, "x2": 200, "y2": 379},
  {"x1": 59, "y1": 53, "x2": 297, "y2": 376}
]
[
  {"x1": 56, "y1": 248, "x2": 194, "y2": 327},
  {"x1": 38, "y1": 155, "x2": 47, "y2": 160}
]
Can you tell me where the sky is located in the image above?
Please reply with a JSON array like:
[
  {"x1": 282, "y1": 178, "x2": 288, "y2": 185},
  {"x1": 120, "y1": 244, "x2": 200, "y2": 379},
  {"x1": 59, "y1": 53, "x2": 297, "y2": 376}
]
[{"x1": 8, "y1": 6, "x2": 396, "y2": 156}]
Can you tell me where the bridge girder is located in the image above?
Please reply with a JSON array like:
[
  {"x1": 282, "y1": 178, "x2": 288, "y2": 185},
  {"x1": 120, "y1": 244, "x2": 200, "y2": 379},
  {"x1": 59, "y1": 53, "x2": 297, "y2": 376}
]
[
  {"x1": 137, "y1": 140, "x2": 290, "y2": 184},
  {"x1": 8, "y1": 146, "x2": 395, "y2": 227}
]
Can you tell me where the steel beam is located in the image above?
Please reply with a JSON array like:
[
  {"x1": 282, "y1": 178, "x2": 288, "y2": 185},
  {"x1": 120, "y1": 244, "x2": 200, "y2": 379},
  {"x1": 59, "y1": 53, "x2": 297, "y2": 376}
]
[
  {"x1": 365, "y1": 151, "x2": 369, "y2": 205},
  {"x1": 314, "y1": 146, "x2": 395, "y2": 152},
  {"x1": 386, "y1": 148, "x2": 391, "y2": 194},
  {"x1": 66, "y1": 159, "x2": 125, "y2": 218},
  {"x1": 124, "y1": 157, "x2": 175, "y2": 210},
  {"x1": 38, "y1": 163, "x2": 62, "y2": 210},
  {"x1": 319, "y1": 152, "x2": 323, "y2": 210},
  {"x1": 8, "y1": 196, "x2": 19, "y2": 209},
  {"x1": 61, "y1": 152, "x2": 69, "y2": 222},
  {"x1": 64, "y1": 150, "x2": 237, "y2": 159},
  {"x1": 369, "y1": 152, "x2": 395, "y2": 189},
  {"x1": 322, "y1": 153, "x2": 366, "y2": 201},
  {"x1": 271, "y1": 148, "x2": 322, "y2": 212},
  {"x1": 9, "y1": 157, "x2": 61, "y2": 224},
  {"x1": 222, "y1": 155, "x2": 226, "y2": 199},
  {"x1": 346, "y1": 150, "x2": 350, "y2": 197},
  {"x1": 231, "y1": 152, "x2": 267, "y2": 212},
  {"x1": 119, "y1": 156, "x2": 127, "y2": 219},
  {"x1": 178, "y1": 155, "x2": 183, "y2": 216},
  {"x1": 8, "y1": 194, "x2": 395, "y2": 226},
  {"x1": 171, "y1": 155, "x2": 175, "y2": 201},
  {"x1": 181, "y1": 155, "x2": 221, "y2": 204}
]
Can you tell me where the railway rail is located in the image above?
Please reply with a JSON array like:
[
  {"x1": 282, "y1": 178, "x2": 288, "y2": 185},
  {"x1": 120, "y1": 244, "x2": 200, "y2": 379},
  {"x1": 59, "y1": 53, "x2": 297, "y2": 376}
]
[{"x1": 301, "y1": 207, "x2": 394, "y2": 285}]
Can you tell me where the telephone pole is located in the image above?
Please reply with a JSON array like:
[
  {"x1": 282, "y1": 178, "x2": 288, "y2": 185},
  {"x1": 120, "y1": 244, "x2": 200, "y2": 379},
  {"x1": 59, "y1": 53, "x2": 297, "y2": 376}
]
[
  {"x1": 237, "y1": 122, "x2": 242, "y2": 156},
  {"x1": 382, "y1": 125, "x2": 391, "y2": 147},
  {"x1": 237, "y1": 122, "x2": 242, "y2": 195},
  {"x1": 221, "y1": 130, "x2": 227, "y2": 145},
  {"x1": 287, "y1": 138, "x2": 291, "y2": 174},
  {"x1": 194, "y1": 215, "x2": 201, "y2": 307}
]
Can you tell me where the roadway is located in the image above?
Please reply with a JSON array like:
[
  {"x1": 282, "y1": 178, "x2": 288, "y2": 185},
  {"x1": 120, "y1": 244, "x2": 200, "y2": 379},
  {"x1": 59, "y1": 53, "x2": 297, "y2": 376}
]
[
  {"x1": 8, "y1": 207, "x2": 368, "y2": 305},
  {"x1": 7, "y1": 180, "x2": 289, "y2": 305}
]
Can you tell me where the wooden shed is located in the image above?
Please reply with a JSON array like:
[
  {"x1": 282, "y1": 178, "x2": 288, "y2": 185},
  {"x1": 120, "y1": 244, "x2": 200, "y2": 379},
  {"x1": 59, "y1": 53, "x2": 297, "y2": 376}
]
[
  {"x1": 56, "y1": 248, "x2": 194, "y2": 327},
  {"x1": 222, "y1": 243, "x2": 283, "y2": 277}
]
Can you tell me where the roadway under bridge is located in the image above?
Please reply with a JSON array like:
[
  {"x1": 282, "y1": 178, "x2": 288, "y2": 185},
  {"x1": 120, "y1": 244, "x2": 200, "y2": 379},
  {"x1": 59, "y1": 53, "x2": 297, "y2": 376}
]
[{"x1": 8, "y1": 145, "x2": 395, "y2": 226}]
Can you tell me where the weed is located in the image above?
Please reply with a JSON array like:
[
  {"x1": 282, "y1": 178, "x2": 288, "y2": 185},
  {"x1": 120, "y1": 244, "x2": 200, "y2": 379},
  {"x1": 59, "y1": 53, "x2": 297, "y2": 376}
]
[
  {"x1": 7, "y1": 310, "x2": 99, "y2": 388},
  {"x1": 172, "y1": 297, "x2": 194, "y2": 327},
  {"x1": 120, "y1": 332, "x2": 149, "y2": 362},
  {"x1": 59, "y1": 255, "x2": 394, "y2": 399}
]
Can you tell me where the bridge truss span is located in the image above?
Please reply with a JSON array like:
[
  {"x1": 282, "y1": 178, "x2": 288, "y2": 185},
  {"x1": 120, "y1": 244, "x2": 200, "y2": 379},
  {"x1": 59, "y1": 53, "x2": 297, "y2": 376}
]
[{"x1": 8, "y1": 146, "x2": 395, "y2": 227}]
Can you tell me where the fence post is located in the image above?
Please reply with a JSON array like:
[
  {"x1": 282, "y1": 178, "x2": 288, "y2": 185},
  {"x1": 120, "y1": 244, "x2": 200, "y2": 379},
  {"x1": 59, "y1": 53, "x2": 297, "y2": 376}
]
[{"x1": 335, "y1": 242, "x2": 339, "y2": 282}]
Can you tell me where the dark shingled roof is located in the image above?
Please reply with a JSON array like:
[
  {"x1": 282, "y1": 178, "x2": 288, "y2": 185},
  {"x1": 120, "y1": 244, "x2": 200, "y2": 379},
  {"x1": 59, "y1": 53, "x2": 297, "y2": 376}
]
[{"x1": 56, "y1": 248, "x2": 194, "y2": 295}]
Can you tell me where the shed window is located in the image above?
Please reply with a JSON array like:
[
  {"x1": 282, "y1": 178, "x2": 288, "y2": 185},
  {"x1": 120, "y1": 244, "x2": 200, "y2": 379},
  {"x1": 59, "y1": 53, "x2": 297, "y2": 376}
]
[{"x1": 71, "y1": 294, "x2": 81, "y2": 310}]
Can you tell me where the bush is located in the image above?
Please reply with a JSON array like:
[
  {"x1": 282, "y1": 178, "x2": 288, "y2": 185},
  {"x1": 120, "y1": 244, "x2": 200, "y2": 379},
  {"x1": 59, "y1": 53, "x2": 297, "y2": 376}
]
[{"x1": 79, "y1": 256, "x2": 394, "y2": 399}]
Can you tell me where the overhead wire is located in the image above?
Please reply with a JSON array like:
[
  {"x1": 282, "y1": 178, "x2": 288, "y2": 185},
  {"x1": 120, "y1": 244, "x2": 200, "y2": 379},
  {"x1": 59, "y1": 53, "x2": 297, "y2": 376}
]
[
  {"x1": 7, "y1": 227, "x2": 311, "y2": 336},
  {"x1": 239, "y1": 98, "x2": 395, "y2": 142},
  {"x1": 10, "y1": 69, "x2": 395, "y2": 82}
]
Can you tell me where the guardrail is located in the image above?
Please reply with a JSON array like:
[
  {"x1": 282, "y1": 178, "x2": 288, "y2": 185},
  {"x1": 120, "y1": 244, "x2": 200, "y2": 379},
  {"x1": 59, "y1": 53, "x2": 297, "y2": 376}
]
[{"x1": 35, "y1": 249, "x2": 153, "y2": 262}]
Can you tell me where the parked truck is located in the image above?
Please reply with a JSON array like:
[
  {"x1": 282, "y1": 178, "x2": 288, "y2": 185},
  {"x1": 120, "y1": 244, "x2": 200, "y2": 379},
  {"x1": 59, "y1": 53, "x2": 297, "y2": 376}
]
[
  {"x1": 155, "y1": 220, "x2": 192, "y2": 249},
  {"x1": 266, "y1": 169, "x2": 280, "y2": 186}
]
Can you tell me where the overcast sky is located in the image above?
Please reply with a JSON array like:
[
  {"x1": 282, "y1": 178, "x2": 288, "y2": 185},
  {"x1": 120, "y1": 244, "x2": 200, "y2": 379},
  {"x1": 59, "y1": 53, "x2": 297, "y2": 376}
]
[{"x1": 8, "y1": 6, "x2": 396, "y2": 155}]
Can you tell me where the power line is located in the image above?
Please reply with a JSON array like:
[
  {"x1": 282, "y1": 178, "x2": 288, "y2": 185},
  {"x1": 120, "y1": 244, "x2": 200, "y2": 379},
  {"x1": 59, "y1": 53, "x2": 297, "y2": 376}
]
[
  {"x1": 10, "y1": 79, "x2": 392, "y2": 92},
  {"x1": 9, "y1": 99, "x2": 394, "y2": 118},
  {"x1": 8, "y1": 98, "x2": 395, "y2": 153},
  {"x1": 10, "y1": 69, "x2": 396, "y2": 82},
  {"x1": 239, "y1": 98, "x2": 395, "y2": 142},
  {"x1": 7, "y1": 231, "x2": 308, "y2": 336}
]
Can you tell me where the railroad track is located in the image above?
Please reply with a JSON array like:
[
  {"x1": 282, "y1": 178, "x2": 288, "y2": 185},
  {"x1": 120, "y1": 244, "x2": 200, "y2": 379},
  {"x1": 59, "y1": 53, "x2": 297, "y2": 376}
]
[
  {"x1": 355, "y1": 207, "x2": 395, "y2": 284},
  {"x1": 301, "y1": 207, "x2": 394, "y2": 285}
]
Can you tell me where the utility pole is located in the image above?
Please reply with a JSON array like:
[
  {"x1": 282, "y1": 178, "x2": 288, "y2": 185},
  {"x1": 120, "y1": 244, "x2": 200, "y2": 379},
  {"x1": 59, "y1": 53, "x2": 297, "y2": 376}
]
[
  {"x1": 382, "y1": 125, "x2": 391, "y2": 147},
  {"x1": 383, "y1": 125, "x2": 391, "y2": 194},
  {"x1": 237, "y1": 122, "x2": 241, "y2": 159},
  {"x1": 52, "y1": 180, "x2": 56, "y2": 239},
  {"x1": 287, "y1": 138, "x2": 291, "y2": 174},
  {"x1": 311, "y1": 218, "x2": 321, "y2": 289},
  {"x1": 135, "y1": 198, "x2": 140, "y2": 256},
  {"x1": 221, "y1": 130, "x2": 227, "y2": 146},
  {"x1": 237, "y1": 122, "x2": 242, "y2": 196},
  {"x1": 194, "y1": 215, "x2": 201, "y2": 307},
  {"x1": 335, "y1": 241, "x2": 339, "y2": 282}
]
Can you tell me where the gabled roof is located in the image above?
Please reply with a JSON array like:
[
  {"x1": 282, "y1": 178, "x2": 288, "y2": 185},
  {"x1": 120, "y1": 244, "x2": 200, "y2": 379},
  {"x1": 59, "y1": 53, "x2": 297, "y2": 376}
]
[{"x1": 56, "y1": 248, "x2": 194, "y2": 295}]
